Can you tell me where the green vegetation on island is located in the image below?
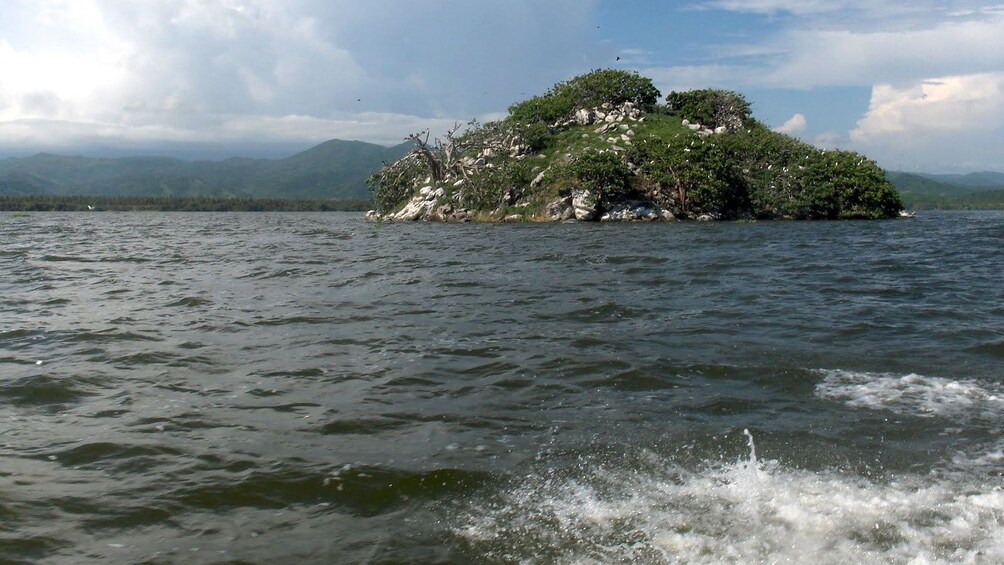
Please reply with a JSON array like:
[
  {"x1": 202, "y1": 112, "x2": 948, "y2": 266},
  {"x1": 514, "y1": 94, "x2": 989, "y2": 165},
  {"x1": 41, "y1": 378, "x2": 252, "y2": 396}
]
[{"x1": 368, "y1": 69, "x2": 903, "y2": 222}]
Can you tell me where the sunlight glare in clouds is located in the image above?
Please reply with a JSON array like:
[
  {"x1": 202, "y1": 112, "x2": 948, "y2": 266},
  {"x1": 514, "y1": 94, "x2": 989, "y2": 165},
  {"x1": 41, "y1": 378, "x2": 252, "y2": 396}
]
[
  {"x1": 0, "y1": 39, "x2": 127, "y2": 122},
  {"x1": 0, "y1": 0, "x2": 596, "y2": 153}
]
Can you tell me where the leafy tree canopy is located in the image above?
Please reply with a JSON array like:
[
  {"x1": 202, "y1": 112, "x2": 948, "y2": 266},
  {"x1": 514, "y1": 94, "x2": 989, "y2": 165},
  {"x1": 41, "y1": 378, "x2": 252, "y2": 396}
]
[
  {"x1": 507, "y1": 69, "x2": 661, "y2": 126},
  {"x1": 665, "y1": 89, "x2": 752, "y2": 132}
]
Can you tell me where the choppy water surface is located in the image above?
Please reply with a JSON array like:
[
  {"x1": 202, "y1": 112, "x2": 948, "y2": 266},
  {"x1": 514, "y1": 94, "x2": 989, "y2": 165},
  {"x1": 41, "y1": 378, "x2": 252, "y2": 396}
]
[{"x1": 1, "y1": 211, "x2": 1002, "y2": 564}]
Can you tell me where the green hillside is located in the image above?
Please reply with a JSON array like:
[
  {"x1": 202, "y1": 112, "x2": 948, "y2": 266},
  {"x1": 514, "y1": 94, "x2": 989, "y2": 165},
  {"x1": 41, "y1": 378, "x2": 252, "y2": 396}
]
[
  {"x1": 0, "y1": 139, "x2": 410, "y2": 200},
  {"x1": 887, "y1": 171, "x2": 1004, "y2": 209},
  {"x1": 917, "y1": 171, "x2": 1004, "y2": 188}
]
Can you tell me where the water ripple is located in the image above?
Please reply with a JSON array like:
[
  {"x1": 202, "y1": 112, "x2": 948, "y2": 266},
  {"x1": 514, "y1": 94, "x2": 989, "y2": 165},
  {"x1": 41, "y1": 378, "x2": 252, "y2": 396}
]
[{"x1": 0, "y1": 210, "x2": 1001, "y2": 562}]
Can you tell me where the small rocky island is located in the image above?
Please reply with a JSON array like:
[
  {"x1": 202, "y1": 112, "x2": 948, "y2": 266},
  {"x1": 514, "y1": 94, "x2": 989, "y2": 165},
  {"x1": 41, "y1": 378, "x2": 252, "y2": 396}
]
[{"x1": 366, "y1": 70, "x2": 903, "y2": 222}]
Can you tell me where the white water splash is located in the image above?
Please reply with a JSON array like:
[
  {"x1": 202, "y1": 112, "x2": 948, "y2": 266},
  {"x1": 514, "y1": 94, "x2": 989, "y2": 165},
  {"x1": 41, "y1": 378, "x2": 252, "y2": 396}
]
[
  {"x1": 744, "y1": 428, "x2": 757, "y2": 465},
  {"x1": 457, "y1": 434, "x2": 1004, "y2": 564},
  {"x1": 814, "y1": 370, "x2": 1004, "y2": 419},
  {"x1": 951, "y1": 439, "x2": 1004, "y2": 473}
]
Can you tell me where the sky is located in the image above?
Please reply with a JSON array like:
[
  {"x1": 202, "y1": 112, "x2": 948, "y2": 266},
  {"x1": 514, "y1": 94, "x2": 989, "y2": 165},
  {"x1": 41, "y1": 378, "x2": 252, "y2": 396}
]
[{"x1": 1, "y1": 0, "x2": 1003, "y2": 172}]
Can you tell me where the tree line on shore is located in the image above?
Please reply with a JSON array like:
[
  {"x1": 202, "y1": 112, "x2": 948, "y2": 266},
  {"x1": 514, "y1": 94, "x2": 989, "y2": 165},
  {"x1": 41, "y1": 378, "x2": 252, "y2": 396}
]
[{"x1": 0, "y1": 195, "x2": 371, "y2": 212}]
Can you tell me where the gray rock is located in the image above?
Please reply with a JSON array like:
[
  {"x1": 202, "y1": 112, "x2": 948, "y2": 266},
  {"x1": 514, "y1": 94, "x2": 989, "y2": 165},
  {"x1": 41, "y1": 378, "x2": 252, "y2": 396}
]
[
  {"x1": 572, "y1": 190, "x2": 599, "y2": 221},
  {"x1": 393, "y1": 199, "x2": 429, "y2": 221},
  {"x1": 600, "y1": 200, "x2": 661, "y2": 222},
  {"x1": 530, "y1": 170, "x2": 548, "y2": 189},
  {"x1": 544, "y1": 196, "x2": 573, "y2": 222}
]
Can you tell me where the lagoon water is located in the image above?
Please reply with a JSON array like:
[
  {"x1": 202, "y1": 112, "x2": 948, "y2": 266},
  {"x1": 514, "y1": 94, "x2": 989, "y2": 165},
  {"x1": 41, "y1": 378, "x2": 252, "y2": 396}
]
[{"x1": 1, "y1": 210, "x2": 1002, "y2": 563}]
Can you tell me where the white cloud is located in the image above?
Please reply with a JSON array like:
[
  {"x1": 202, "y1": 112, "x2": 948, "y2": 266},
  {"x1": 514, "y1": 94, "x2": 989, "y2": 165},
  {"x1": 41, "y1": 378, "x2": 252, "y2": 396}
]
[
  {"x1": 764, "y1": 19, "x2": 1004, "y2": 89},
  {"x1": 645, "y1": 65, "x2": 754, "y2": 94},
  {"x1": 0, "y1": 110, "x2": 506, "y2": 153},
  {"x1": 812, "y1": 132, "x2": 844, "y2": 149},
  {"x1": 851, "y1": 73, "x2": 1004, "y2": 139},
  {"x1": 698, "y1": 1, "x2": 993, "y2": 23},
  {"x1": 0, "y1": 0, "x2": 600, "y2": 151},
  {"x1": 775, "y1": 113, "x2": 807, "y2": 134},
  {"x1": 645, "y1": 25, "x2": 1004, "y2": 101},
  {"x1": 849, "y1": 73, "x2": 1004, "y2": 171},
  {"x1": 661, "y1": 4, "x2": 1004, "y2": 91},
  {"x1": 698, "y1": 0, "x2": 846, "y2": 15},
  {"x1": 0, "y1": 35, "x2": 128, "y2": 123},
  {"x1": 217, "y1": 112, "x2": 493, "y2": 147}
]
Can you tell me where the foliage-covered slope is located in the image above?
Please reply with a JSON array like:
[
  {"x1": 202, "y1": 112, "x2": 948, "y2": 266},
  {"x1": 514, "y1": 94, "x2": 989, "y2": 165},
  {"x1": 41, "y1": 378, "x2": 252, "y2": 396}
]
[
  {"x1": 0, "y1": 140, "x2": 410, "y2": 200},
  {"x1": 887, "y1": 171, "x2": 1004, "y2": 209},
  {"x1": 368, "y1": 70, "x2": 903, "y2": 221},
  {"x1": 917, "y1": 171, "x2": 1004, "y2": 188}
]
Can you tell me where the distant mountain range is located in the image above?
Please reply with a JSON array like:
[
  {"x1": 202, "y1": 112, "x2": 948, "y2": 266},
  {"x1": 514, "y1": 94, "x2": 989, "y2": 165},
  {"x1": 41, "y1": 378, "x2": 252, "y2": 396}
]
[
  {"x1": 2, "y1": 138, "x2": 1003, "y2": 209},
  {"x1": 913, "y1": 171, "x2": 1004, "y2": 188},
  {"x1": 887, "y1": 171, "x2": 1004, "y2": 210},
  {"x1": 0, "y1": 139, "x2": 411, "y2": 201}
]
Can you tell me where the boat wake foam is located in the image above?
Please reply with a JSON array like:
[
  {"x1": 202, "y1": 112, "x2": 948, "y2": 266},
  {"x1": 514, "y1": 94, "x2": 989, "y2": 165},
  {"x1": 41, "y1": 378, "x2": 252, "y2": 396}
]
[
  {"x1": 814, "y1": 369, "x2": 1004, "y2": 419},
  {"x1": 455, "y1": 432, "x2": 1004, "y2": 564}
]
